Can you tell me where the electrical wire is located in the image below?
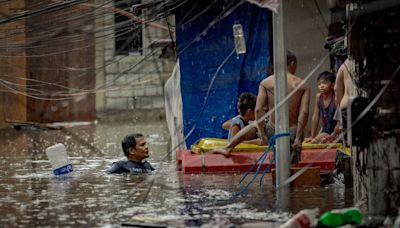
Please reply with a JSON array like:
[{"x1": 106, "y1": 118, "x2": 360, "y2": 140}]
[
  {"x1": 0, "y1": 0, "x2": 246, "y2": 100},
  {"x1": 84, "y1": 2, "x2": 250, "y2": 225},
  {"x1": 2, "y1": 1, "x2": 387, "y2": 224}
]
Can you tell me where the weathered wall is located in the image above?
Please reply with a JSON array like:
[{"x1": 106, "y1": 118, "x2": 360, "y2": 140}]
[
  {"x1": 25, "y1": 1, "x2": 96, "y2": 123},
  {"x1": 95, "y1": 0, "x2": 175, "y2": 111},
  {"x1": 95, "y1": 0, "x2": 330, "y2": 117},
  {"x1": 349, "y1": 1, "x2": 400, "y2": 219},
  {"x1": 0, "y1": 1, "x2": 27, "y2": 128},
  {"x1": 0, "y1": 0, "x2": 96, "y2": 126},
  {"x1": 285, "y1": 0, "x2": 331, "y2": 136},
  {"x1": 95, "y1": 0, "x2": 106, "y2": 112}
]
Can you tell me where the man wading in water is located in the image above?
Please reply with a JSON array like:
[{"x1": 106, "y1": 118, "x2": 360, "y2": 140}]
[{"x1": 107, "y1": 133, "x2": 155, "y2": 174}]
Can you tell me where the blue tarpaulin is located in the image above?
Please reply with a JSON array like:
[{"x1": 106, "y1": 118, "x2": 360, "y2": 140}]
[{"x1": 175, "y1": 0, "x2": 271, "y2": 147}]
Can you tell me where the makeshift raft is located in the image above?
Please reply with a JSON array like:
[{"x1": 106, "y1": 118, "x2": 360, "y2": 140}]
[{"x1": 177, "y1": 138, "x2": 349, "y2": 174}]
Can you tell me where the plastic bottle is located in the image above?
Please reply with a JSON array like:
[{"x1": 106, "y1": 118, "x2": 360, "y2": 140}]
[
  {"x1": 232, "y1": 23, "x2": 246, "y2": 54},
  {"x1": 318, "y1": 207, "x2": 363, "y2": 227},
  {"x1": 383, "y1": 216, "x2": 393, "y2": 226},
  {"x1": 394, "y1": 208, "x2": 400, "y2": 228},
  {"x1": 45, "y1": 143, "x2": 73, "y2": 176},
  {"x1": 280, "y1": 208, "x2": 320, "y2": 228}
]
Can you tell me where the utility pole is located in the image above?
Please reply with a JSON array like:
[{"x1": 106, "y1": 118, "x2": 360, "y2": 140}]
[{"x1": 273, "y1": 0, "x2": 290, "y2": 206}]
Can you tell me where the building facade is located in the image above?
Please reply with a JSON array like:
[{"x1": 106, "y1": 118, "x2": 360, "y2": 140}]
[{"x1": 94, "y1": 0, "x2": 176, "y2": 111}]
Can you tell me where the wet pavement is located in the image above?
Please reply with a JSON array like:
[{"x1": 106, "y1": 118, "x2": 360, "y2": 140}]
[{"x1": 0, "y1": 111, "x2": 353, "y2": 227}]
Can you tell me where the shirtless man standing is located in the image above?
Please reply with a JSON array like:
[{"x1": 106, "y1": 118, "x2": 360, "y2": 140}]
[
  {"x1": 213, "y1": 51, "x2": 310, "y2": 163},
  {"x1": 335, "y1": 59, "x2": 352, "y2": 110},
  {"x1": 334, "y1": 59, "x2": 353, "y2": 141}
]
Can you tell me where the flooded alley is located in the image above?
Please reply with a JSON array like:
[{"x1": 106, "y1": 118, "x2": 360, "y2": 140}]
[
  {"x1": 0, "y1": 111, "x2": 353, "y2": 227},
  {"x1": 0, "y1": 0, "x2": 399, "y2": 227}
]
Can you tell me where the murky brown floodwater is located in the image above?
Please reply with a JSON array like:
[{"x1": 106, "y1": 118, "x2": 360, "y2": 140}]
[{"x1": 0, "y1": 111, "x2": 353, "y2": 227}]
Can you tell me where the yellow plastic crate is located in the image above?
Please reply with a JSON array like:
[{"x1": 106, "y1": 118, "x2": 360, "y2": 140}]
[
  {"x1": 337, "y1": 146, "x2": 351, "y2": 156},
  {"x1": 301, "y1": 142, "x2": 343, "y2": 149},
  {"x1": 190, "y1": 138, "x2": 268, "y2": 154}
]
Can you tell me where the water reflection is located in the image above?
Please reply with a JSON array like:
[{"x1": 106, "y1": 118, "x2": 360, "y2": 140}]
[{"x1": 0, "y1": 112, "x2": 353, "y2": 227}]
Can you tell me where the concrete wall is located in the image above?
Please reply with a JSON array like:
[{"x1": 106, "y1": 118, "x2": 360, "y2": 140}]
[
  {"x1": 95, "y1": 0, "x2": 107, "y2": 112},
  {"x1": 95, "y1": 0, "x2": 175, "y2": 111},
  {"x1": 95, "y1": 0, "x2": 331, "y2": 128},
  {"x1": 285, "y1": 0, "x2": 331, "y2": 136},
  {"x1": 25, "y1": 2, "x2": 96, "y2": 123},
  {"x1": 0, "y1": 1, "x2": 27, "y2": 128}
]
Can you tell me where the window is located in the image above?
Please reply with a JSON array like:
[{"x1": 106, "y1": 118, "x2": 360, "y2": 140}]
[{"x1": 114, "y1": 0, "x2": 143, "y2": 55}]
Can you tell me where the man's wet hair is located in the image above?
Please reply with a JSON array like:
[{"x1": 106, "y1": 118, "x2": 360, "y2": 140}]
[
  {"x1": 317, "y1": 71, "x2": 335, "y2": 83},
  {"x1": 268, "y1": 50, "x2": 297, "y2": 74},
  {"x1": 237, "y1": 92, "x2": 257, "y2": 116},
  {"x1": 121, "y1": 133, "x2": 144, "y2": 157},
  {"x1": 287, "y1": 50, "x2": 297, "y2": 66}
]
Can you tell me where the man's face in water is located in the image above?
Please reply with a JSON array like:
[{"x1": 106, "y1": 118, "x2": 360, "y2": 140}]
[{"x1": 129, "y1": 136, "x2": 149, "y2": 161}]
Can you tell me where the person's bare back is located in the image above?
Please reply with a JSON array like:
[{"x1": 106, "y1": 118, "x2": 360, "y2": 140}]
[
  {"x1": 259, "y1": 73, "x2": 308, "y2": 128},
  {"x1": 212, "y1": 51, "x2": 310, "y2": 157},
  {"x1": 335, "y1": 59, "x2": 353, "y2": 109}
]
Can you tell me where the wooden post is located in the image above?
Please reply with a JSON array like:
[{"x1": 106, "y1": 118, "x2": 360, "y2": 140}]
[
  {"x1": 346, "y1": 1, "x2": 400, "y2": 222},
  {"x1": 368, "y1": 134, "x2": 400, "y2": 217}
]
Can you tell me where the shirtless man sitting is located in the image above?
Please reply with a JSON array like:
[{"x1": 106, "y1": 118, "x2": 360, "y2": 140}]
[{"x1": 212, "y1": 51, "x2": 310, "y2": 164}]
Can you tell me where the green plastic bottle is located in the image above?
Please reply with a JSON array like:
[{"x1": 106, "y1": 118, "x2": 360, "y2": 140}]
[{"x1": 318, "y1": 207, "x2": 363, "y2": 227}]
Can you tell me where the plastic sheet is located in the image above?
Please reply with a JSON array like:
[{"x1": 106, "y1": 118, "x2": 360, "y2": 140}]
[{"x1": 175, "y1": 0, "x2": 271, "y2": 146}]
